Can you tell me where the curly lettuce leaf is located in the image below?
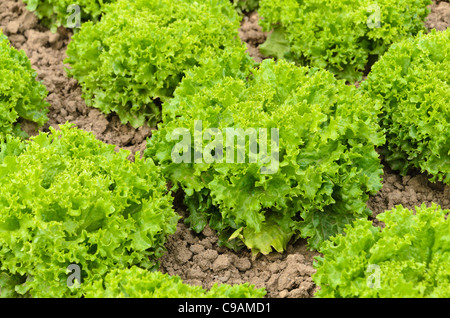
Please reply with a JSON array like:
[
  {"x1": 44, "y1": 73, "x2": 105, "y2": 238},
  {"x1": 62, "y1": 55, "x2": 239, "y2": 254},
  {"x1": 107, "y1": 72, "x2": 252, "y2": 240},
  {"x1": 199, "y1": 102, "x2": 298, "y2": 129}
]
[
  {"x1": 362, "y1": 29, "x2": 450, "y2": 183},
  {"x1": 258, "y1": 0, "x2": 431, "y2": 82},
  {"x1": 146, "y1": 49, "x2": 384, "y2": 253},
  {"x1": 0, "y1": 30, "x2": 49, "y2": 139},
  {"x1": 22, "y1": 0, "x2": 115, "y2": 32}
]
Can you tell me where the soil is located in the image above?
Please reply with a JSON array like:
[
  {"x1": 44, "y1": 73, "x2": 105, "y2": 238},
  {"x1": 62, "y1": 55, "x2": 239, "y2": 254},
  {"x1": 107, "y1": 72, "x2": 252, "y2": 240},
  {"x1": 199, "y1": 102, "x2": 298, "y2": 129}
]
[{"x1": 0, "y1": 0, "x2": 449, "y2": 298}]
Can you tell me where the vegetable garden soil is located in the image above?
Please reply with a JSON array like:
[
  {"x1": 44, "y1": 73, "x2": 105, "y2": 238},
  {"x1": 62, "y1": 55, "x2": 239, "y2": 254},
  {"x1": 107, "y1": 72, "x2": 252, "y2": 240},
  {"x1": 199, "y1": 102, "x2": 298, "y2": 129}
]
[{"x1": 1, "y1": 0, "x2": 449, "y2": 298}]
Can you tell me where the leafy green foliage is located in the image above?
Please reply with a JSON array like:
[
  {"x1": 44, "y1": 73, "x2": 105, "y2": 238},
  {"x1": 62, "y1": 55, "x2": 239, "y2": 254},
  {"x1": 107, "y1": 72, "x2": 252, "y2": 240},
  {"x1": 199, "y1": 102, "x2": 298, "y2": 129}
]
[
  {"x1": 145, "y1": 49, "x2": 385, "y2": 254},
  {"x1": 0, "y1": 123, "x2": 179, "y2": 297},
  {"x1": 84, "y1": 266, "x2": 266, "y2": 298},
  {"x1": 362, "y1": 29, "x2": 450, "y2": 183},
  {"x1": 0, "y1": 30, "x2": 49, "y2": 139},
  {"x1": 313, "y1": 203, "x2": 450, "y2": 298},
  {"x1": 22, "y1": 0, "x2": 114, "y2": 31},
  {"x1": 65, "y1": 0, "x2": 246, "y2": 128},
  {"x1": 231, "y1": 0, "x2": 259, "y2": 14},
  {"x1": 258, "y1": 0, "x2": 431, "y2": 82}
]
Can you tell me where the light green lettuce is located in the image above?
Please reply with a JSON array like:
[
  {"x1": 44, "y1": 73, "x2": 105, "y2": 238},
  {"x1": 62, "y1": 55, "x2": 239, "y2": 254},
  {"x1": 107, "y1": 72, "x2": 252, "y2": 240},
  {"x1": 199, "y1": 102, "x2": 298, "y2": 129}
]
[
  {"x1": 145, "y1": 49, "x2": 385, "y2": 254},
  {"x1": 313, "y1": 203, "x2": 450, "y2": 298},
  {"x1": 0, "y1": 30, "x2": 49, "y2": 139},
  {"x1": 84, "y1": 266, "x2": 266, "y2": 298},
  {"x1": 22, "y1": 0, "x2": 115, "y2": 32},
  {"x1": 0, "y1": 123, "x2": 179, "y2": 297},
  {"x1": 65, "y1": 0, "x2": 247, "y2": 128},
  {"x1": 232, "y1": 0, "x2": 260, "y2": 14},
  {"x1": 362, "y1": 29, "x2": 450, "y2": 183},
  {"x1": 258, "y1": 0, "x2": 431, "y2": 82}
]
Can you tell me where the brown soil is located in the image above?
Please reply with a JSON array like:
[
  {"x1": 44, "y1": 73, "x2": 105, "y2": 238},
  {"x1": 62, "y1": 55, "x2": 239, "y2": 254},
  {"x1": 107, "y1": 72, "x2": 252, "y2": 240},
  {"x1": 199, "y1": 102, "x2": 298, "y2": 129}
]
[
  {"x1": 239, "y1": 11, "x2": 268, "y2": 63},
  {"x1": 0, "y1": 0, "x2": 152, "y2": 158},
  {"x1": 0, "y1": 0, "x2": 449, "y2": 298}
]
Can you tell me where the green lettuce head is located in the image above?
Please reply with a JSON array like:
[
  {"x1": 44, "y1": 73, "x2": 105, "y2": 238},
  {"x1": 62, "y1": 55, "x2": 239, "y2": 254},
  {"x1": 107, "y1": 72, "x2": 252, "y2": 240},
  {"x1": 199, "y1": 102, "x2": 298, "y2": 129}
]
[
  {"x1": 84, "y1": 266, "x2": 266, "y2": 298},
  {"x1": 313, "y1": 203, "x2": 450, "y2": 298},
  {"x1": 0, "y1": 123, "x2": 179, "y2": 297},
  {"x1": 65, "y1": 0, "x2": 247, "y2": 128},
  {"x1": 0, "y1": 30, "x2": 49, "y2": 139},
  {"x1": 22, "y1": 0, "x2": 115, "y2": 32},
  {"x1": 146, "y1": 49, "x2": 385, "y2": 254},
  {"x1": 258, "y1": 0, "x2": 431, "y2": 82},
  {"x1": 362, "y1": 29, "x2": 450, "y2": 183}
]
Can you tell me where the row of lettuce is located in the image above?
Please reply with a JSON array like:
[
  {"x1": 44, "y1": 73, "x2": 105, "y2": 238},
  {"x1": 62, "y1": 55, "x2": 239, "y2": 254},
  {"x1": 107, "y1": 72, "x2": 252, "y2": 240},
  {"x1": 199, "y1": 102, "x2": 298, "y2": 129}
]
[
  {"x1": 0, "y1": 122, "x2": 265, "y2": 298},
  {"x1": 0, "y1": 0, "x2": 448, "y2": 297}
]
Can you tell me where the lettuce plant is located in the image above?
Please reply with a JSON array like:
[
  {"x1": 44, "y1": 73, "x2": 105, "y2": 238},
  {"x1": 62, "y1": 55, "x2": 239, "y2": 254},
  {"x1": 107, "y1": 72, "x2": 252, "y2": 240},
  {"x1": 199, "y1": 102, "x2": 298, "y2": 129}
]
[
  {"x1": 22, "y1": 0, "x2": 115, "y2": 31},
  {"x1": 0, "y1": 30, "x2": 49, "y2": 139},
  {"x1": 362, "y1": 29, "x2": 450, "y2": 183},
  {"x1": 258, "y1": 0, "x2": 431, "y2": 82},
  {"x1": 84, "y1": 266, "x2": 266, "y2": 298},
  {"x1": 65, "y1": 0, "x2": 246, "y2": 128},
  {"x1": 145, "y1": 49, "x2": 385, "y2": 254},
  {"x1": 313, "y1": 203, "x2": 450, "y2": 298},
  {"x1": 0, "y1": 123, "x2": 179, "y2": 298},
  {"x1": 232, "y1": 0, "x2": 259, "y2": 14}
]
